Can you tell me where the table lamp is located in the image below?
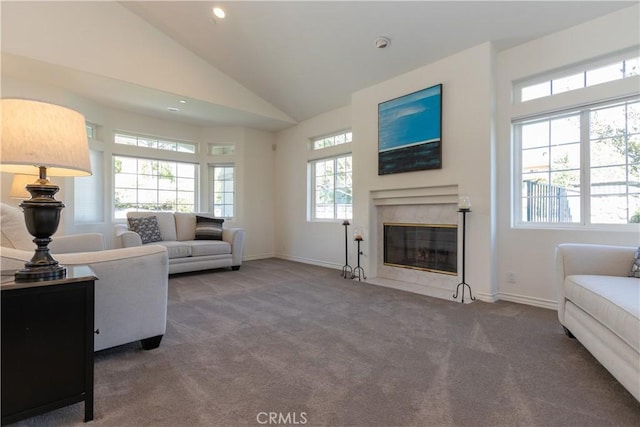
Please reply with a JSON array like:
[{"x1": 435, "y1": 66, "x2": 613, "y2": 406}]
[
  {"x1": 0, "y1": 99, "x2": 92, "y2": 282},
  {"x1": 10, "y1": 174, "x2": 38, "y2": 200}
]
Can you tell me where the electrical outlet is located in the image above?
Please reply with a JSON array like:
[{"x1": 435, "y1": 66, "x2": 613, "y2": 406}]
[{"x1": 507, "y1": 272, "x2": 517, "y2": 284}]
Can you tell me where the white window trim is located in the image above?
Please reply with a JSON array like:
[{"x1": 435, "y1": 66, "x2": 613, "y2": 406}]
[
  {"x1": 308, "y1": 153, "x2": 353, "y2": 222},
  {"x1": 512, "y1": 95, "x2": 640, "y2": 231},
  {"x1": 514, "y1": 47, "x2": 639, "y2": 103},
  {"x1": 210, "y1": 163, "x2": 235, "y2": 219}
]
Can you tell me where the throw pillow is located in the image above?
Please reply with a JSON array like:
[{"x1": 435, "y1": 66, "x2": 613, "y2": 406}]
[
  {"x1": 195, "y1": 216, "x2": 224, "y2": 240},
  {"x1": 127, "y1": 216, "x2": 163, "y2": 244},
  {"x1": 630, "y1": 247, "x2": 640, "y2": 278}
]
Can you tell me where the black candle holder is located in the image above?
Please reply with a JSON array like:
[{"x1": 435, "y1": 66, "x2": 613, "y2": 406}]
[
  {"x1": 341, "y1": 220, "x2": 353, "y2": 279},
  {"x1": 453, "y1": 208, "x2": 475, "y2": 303},
  {"x1": 352, "y1": 237, "x2": 366, "y2": 281}
]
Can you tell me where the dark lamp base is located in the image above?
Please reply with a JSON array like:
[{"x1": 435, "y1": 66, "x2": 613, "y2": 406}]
[{"x1": 15, "y1": 265, "x2": 67, "y2": 283}]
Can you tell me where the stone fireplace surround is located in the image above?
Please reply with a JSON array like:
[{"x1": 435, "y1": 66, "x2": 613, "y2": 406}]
[{"x1": 366, "y1": 185, "x2": 467, "y2": 302}]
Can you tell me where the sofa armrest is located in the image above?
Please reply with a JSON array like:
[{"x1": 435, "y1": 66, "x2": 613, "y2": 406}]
[
  {"x1": 50, "y1": 233, "x2": 105, "y2": 254},
  {"x1": 115, "y1": 223, "x2": 143, "y2": 248},
  {"x1": 556, "y1": 243, "x2": 636, "y2": 278},
  {"x1": 223, "y1": 228, "x2": 245, "y2": 267},
  {"x1": 555, "y1": 243, "x2": 636, "y2": 323}
]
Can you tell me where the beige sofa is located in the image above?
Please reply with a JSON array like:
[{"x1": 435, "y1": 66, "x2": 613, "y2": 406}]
[
  {"x1": 1, "y1": 203, "x2": 169, "y2": 352},
  {"x1": 115, "y1": 211, "x2": 245, "y2": 274},
  {"x1": 555, "y1": 243, "x2": 639, "y2": 401}
]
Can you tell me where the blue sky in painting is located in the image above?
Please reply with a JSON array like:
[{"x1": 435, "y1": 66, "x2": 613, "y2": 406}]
[{"x1": 378, "y1": 85, "x2": 441, "y2": 152}]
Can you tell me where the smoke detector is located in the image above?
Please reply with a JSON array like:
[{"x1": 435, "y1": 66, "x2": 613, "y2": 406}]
[{"x1": 375, "y1": 37, "x2": 391, "y2": 49}]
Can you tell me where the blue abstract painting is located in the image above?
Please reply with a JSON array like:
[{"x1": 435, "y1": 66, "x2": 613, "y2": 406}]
[{"x1": 378, "y1": 84, "x2": 442, "y2": 175}]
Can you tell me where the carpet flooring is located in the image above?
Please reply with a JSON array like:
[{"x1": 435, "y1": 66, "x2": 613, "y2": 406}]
[{"x1": 10, "y1": 258, "x2": 640, "y2": 426}]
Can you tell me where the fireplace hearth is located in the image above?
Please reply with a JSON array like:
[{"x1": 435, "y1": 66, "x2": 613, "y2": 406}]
[{"x1": 383, "y1": 223, "x2": 457, "y2": 275}]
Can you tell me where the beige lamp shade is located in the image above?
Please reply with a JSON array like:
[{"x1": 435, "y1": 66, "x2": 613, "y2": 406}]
[
  {"x1": 10, "y1": 174, "x2": 38, "y2": 199},
  {"x1": 0, "y1": 99, "x2": 91, "y2": 177}
]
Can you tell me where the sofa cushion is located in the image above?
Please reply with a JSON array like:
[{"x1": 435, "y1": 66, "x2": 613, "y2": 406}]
[
  {"x1": 630, "y1": 247, "x2": 640, "y2": 278},
  {"x1": 175, "y1": 212, "x2": 196, "y2": 241},
  {"x1": 127, "y1": 212, "x2": 177, "y2": 241},
  {"x1": 564, "y1": 274, "x2": 640, "y2": 352},
  {"x1": 127, "y1": 216, "x2": 163, "y2": 244},
  {"x1": 190, "y1": 240, "x2": 231, "y2": 257},
  {"x1": 195, "y1": 216, "x2": 224, "y2": 240},
  {"x1": 151, "y1": 241, "x2": 192, "y2": 259}
]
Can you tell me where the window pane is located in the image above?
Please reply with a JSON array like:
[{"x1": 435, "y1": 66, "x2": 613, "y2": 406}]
[
  {"x1": 521, "y1": 121, "x2": 549, "y2": 149},
  {"x1": 591, "y1": 104, "x2": 626, "y2": 139},
  {"x1": 521, "y1": 81, "x2": 551, "y2": 102},
  {"x1": 550, "y1": 143, "x2": 580, "y2": 170},
  {"x1": 591, "y1": 195, "x2": 631, "y2": 224},
  {"x1": 550, "y1": 115, "x2": 580, "y2": 145},
  {"x1": 552, "y1": 73, "x2": 584, "y2": 94},
  {"x1": 591, "y1": 138, "x2": 627, "y2": 167},
  {"x1": 625, "y1": 58, "x2": 640, "y2": 77},
  {"x1": 586, "y1": 62, "x2": 624, "y2": 86},
  {"x1": 522, "y1": 147, "x2": 549, "y2": 172}
]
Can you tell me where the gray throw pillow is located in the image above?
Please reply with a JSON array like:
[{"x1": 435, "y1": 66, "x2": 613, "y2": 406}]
[
  {"x1": 128, "y1": 216, "x2": 163, "y2": 244},
  {"x1": 630, "y1": 247, "x2": 640, "y2": 278},
  {"x1": 195, "y1": 216, "x2": 224, "y2": 240}
]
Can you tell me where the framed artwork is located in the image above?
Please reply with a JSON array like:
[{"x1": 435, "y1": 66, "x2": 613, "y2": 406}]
[{"x1": 378, "y1": 83, "x2": 442, "y2": 175}]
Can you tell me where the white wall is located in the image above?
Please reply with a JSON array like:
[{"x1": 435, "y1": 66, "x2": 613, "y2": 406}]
[
  {"x1": 1, "y1": 76, "x2": 277, "y2": 259},
  {"x1": 352, "y1": 42, "x2": 497, "y2": 301},
  {"x1": 275, "y1": 106, "x2": 352, "y2": 268},
  {"x1": 496, "y1": 4, "x2": 640, "y2": 307},
  {"x1": 275, "y1": 44, "x2": 497, "y2": 300}
]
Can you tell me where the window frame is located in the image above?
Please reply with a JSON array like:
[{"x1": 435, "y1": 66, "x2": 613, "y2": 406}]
[
  {"x1": 308, "y1": 153, "x2": 353, "y2": 221},
  {"x1": 112, "y1": 154, "x2": 199, "y2": 219},
  {"x1": 513, "y1": 95, "x2": 640, "y2": 229},
  {"x1": 514, "y1": 49, "x2": 639, "y2": 103},
  {"x1": 210, "y1": 163, "x2": 235, "y2": 219}
]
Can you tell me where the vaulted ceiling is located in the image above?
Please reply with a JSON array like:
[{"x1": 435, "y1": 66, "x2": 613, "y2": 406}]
[{"x1": 1, "y1": 1, "x2": 635, "y2": 131}]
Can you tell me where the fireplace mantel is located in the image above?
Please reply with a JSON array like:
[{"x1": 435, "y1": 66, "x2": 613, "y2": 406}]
[{"x1": 371, "y1": 184, "x2": 459, "y2": 206}]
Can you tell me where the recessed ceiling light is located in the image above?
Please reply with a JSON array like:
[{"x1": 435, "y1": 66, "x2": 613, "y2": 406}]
[
  {"x1": 179, "y1": 100, "x2": 187, "y2": 104},
  {"x1": 213, "y1": 7, "x2": 225, "y2": 19},
  {"x1": 167, "y1": 107, "x2": 180, "y2": 112}
]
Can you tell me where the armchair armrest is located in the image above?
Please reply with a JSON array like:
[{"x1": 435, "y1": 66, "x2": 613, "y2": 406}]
[
  {"x1": 1, "y1": 245, "x2": 170, "y2": 352},
  {"x1": 50, "y1": 233, "x2": 105, "y2": 254},
  {"x1": 223, "y1": 227, "x2": 245, "y2": 267}
]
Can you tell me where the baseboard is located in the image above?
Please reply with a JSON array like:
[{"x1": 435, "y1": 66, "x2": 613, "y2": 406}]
[
  {"x1": 243, "y1": 253, "x2": 276, "y2": 261},
  {"x1": 498, "y1": 292, "x2": 557, "y2": 310},
  {"x1": 264, "y1": 256, "x2": 558, "y2": 310},
  {"x1": 275, "y1": 254, "x2": 342, "y2": 270}
]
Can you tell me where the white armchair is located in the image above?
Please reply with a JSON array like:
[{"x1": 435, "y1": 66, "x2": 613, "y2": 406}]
[{"x1": 0, "y1": 203, "x2": 169, "y2": 352}]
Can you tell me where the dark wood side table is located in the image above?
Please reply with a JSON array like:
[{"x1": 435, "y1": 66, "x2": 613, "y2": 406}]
[{"x1": 1, "y1": 265, "x2": 97, "y2": 425}]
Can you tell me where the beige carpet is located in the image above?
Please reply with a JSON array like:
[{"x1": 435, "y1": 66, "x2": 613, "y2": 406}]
[{"x1": 11, "y1": 258, "x2": 640, "y2": 426}]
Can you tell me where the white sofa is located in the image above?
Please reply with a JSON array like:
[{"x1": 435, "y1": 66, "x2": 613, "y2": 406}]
[
  {"x1": 115, "y1": 211, "x2": 245, "y2": 275},
  {"x1": 555, "y1": 243, "x2": 639, "y2": 401},
  {"x1": 0, "y1": 203, "x2": 169, "y2": 352}
]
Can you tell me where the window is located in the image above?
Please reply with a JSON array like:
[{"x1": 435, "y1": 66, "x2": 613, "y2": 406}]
[
  {"x1": 211, "y1": 165, "x2": 234, "y2": 218},
  {"x1": 114, "y1": 132, "x2": 197, "y2": 153},
  {"x1": 113, "y1": 156, "x2": 197, "y2": 218},
  {"x1": 515, "y1": 97, "x2": 639, "y2": 225},
  {"x1": 209, "y1": 143, "x2": 235, "y2": 156},
  {"x1": 313, "y1": 130, "x2": 352, "y2": 150},
  {"x1": 310, "y1": 154, "x2": 352, "y2": 220},
  {"x1": 518, "y1": 53, "x2": 639, "y2": 102}
]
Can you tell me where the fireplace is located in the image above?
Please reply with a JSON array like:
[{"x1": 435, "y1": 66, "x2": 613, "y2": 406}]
[{"x1": 383, "y1": 223, "x2": 457, "y2": 275}]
